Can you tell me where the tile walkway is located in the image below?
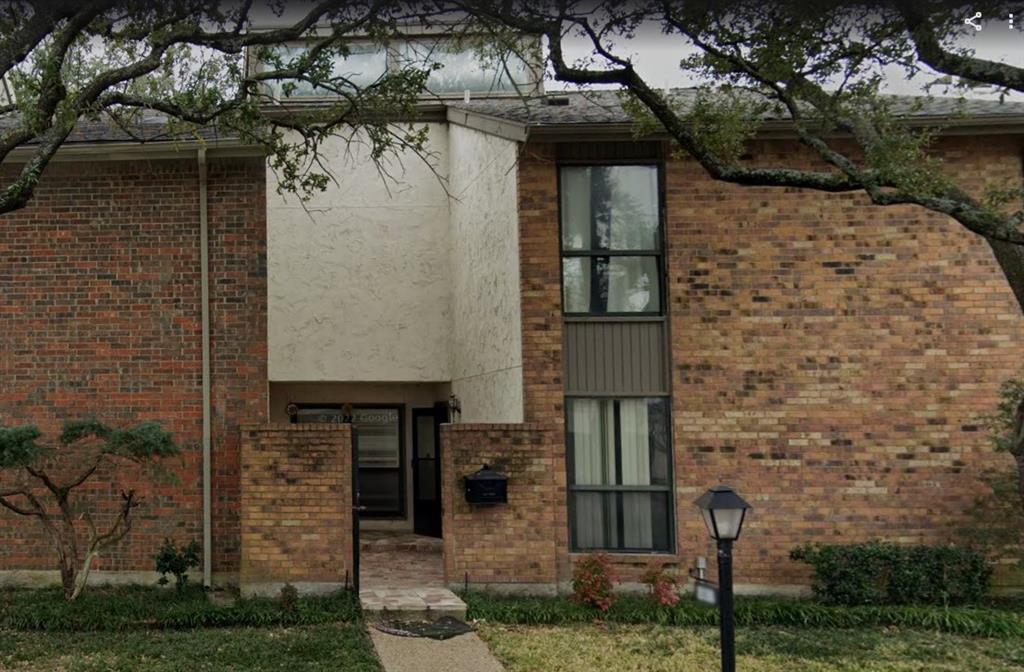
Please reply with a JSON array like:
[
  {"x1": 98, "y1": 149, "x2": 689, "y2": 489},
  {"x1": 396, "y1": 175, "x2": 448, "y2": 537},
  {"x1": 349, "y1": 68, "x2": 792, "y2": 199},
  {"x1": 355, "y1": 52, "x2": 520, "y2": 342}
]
[
  {"x1": 359, "y1": 587, "x2": 467, "y2": 621},
  {"x1": 360, "y1": 530, "x2": 445, "y2": 589}
]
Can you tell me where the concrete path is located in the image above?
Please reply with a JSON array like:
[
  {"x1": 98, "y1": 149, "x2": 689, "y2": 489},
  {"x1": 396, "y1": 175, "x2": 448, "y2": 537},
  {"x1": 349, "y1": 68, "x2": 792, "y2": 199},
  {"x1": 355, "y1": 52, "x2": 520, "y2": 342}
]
[{"x1": 369, "y1": 627, "x2": 505, "y2": 672}]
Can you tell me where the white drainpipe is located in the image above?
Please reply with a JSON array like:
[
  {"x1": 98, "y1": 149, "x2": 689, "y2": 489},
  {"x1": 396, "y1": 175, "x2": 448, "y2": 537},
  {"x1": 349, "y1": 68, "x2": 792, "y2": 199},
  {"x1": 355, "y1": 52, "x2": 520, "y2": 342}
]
[{"x1": 198, "y1": 148, "x2": 212, "y2": 588}]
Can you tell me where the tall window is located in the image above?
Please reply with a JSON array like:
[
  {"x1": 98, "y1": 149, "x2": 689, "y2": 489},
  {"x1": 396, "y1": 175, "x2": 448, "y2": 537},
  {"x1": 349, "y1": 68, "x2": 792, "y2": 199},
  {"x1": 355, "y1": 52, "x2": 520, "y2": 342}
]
[
  {"x1": 567, "y1": 398, "x2": 672, "y2": 551},
  {"x1": 560, "y1": 165, "x2": 662, "y2": 315},
  {"x1": 561, "y1": 159, "x2": 673, "y2": 553}
]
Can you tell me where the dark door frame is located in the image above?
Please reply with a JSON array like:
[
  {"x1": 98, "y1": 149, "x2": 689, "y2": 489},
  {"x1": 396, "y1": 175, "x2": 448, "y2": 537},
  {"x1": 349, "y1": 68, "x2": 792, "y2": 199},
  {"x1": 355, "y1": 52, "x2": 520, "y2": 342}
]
[{"x1": 411, "y1": 403, "x2": 446, "y2": 538}]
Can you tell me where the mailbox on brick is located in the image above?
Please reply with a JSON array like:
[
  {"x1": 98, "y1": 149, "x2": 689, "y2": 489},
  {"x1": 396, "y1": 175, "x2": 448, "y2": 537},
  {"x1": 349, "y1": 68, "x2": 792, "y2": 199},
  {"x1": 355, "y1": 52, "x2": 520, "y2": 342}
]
[{"x1": 464, "y1": 464, "x2": 508, "y2": 504}]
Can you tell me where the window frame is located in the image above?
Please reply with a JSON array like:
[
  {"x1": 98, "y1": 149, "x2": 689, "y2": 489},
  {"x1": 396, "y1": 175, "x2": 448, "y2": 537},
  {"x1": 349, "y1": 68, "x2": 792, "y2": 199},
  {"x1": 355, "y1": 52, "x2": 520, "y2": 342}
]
[
  {"x1": 565, "y1": 395, "x2": 676, "y2": 554},
  {"x1": 557, "y1": 161, "x2": 668, "y2": 318},
  {"x1": 289, "y1": 402, "x2": 407, "y2": 519}
]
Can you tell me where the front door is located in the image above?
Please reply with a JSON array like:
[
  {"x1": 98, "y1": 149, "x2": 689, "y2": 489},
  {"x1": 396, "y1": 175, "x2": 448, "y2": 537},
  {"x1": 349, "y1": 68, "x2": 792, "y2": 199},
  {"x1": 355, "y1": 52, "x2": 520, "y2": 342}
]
[{"x1": 412, "y1": 404, "x2": 446, "y2": 537}]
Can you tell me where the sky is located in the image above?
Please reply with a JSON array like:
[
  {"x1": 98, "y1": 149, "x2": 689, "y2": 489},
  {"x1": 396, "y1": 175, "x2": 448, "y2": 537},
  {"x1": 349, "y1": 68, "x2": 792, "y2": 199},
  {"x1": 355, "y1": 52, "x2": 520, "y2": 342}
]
[{"x1": 551, "y1": 12, "x2": 1023, "y2": 99}]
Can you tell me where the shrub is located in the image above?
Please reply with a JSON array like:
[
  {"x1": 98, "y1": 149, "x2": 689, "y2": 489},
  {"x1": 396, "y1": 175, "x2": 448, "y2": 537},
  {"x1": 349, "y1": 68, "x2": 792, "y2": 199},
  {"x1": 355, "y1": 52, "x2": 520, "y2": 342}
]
[
  {"x1": 154, "y1": 539, "x2": 201, "y2": 592},
  {"x1": 791, "y1": 542, "x2": 991, "y2": 606},
  {"x1": 642, "y1": 566, "x2": 680, "y2": 606},
  {"x1": 279, "y1": 583, "x2": 299, "y2": 614},
  {"x1": 571, "y1": 553, "x2": 618, "y2": 612}
]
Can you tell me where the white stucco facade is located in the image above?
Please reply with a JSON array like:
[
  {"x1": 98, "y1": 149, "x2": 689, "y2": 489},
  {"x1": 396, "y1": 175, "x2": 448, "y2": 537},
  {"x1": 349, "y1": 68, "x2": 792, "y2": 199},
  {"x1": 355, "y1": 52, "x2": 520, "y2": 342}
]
[
  {"x1": 447, "y1": 126, "x2": 524, "y2": 423},
  {"x1": 267, "y1": 120, "x2": 524, "y2": 423},
  {"x1": 268, "y1": 124, "x2": 453, "y2": 382}
]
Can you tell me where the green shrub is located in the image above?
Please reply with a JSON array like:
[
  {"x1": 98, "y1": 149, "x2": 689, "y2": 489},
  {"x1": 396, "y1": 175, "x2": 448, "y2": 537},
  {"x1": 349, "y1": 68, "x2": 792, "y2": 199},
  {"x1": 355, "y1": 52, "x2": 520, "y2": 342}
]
[
  {"x1": 154, "y1": 538, "x2": 201, "y2": 591},
  {"x1": 790, "y1": 542, "x2": 991, "y2": 606},
  {"x1": 462, "y1": 592, "x2": 1024, "y2": 638}
]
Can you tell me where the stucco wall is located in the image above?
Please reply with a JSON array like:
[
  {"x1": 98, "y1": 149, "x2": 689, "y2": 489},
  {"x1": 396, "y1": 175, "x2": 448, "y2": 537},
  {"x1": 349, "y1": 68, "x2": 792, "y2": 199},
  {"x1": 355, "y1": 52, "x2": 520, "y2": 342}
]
[
  {"x1": 267, "y1": 124, "x2": 452, "y2": 381},
  {"x1": 448, "y1": 126, "x2": 524, "y2": 422}
]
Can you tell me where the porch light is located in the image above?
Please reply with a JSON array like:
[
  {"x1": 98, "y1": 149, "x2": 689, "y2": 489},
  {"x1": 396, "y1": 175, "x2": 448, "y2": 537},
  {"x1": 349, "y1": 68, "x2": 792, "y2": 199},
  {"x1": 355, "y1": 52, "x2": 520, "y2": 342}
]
[
  {"x1": 448, "y1": 394, "x2": 462, "y2": 423},
  {"x1": 695, "y1": 485, "x2": 751, "y2": 542}
]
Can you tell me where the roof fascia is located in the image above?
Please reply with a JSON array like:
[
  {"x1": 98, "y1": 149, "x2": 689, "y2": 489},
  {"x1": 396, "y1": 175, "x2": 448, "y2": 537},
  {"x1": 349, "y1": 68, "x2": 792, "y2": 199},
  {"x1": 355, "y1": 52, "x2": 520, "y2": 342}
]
[{"x1": 2, "y1": 139, "x2": 264, "y2": 164}]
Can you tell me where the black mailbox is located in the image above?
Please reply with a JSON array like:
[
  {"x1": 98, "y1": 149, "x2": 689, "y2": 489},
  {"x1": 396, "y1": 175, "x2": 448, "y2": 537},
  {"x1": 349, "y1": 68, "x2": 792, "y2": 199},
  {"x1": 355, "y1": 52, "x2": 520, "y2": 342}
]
[{"x1": 464, "y1": 464, "x2": 508, "y2": 505}]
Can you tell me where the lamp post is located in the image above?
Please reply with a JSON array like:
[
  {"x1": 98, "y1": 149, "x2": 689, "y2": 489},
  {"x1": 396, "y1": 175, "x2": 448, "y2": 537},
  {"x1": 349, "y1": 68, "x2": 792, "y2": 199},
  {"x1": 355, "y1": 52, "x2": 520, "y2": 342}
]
[{"x1": 695, "y1": 485, "x2": 752, "y2": 672}]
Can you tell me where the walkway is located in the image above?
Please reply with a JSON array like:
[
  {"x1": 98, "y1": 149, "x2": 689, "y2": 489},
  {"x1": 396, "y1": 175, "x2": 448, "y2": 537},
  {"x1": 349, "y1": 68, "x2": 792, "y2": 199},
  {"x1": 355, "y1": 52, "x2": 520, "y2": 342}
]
[{"x1": 369, "y1": 627, "x2": 505, "y2": 672}]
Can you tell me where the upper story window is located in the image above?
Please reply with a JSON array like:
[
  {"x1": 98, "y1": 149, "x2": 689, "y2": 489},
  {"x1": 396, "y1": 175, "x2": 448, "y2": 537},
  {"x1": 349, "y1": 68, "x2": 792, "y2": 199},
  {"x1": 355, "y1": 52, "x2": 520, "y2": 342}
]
[
  {"x1": 560, "y1": 165, "x2": 663, "y2": 315},
  {"x1": 258, "y1": 36, "x2": 536, "y2": 100}
]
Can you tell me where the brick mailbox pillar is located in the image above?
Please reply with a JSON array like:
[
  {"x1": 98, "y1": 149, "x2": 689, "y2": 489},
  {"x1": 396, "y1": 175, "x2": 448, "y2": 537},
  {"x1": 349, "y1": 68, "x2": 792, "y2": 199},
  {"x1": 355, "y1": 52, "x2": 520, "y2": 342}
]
[
  {"x1": 441, "y1": 423, "x2": 562, "y2": 594},
  {"x1": 239, "y1": 423, "x2": 353, "y2": 596}
]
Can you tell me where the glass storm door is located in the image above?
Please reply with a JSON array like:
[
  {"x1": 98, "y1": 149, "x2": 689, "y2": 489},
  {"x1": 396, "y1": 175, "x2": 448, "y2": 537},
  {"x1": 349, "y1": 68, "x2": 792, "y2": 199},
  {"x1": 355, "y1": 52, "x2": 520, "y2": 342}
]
[{"x1": 412, "y1": 404, "x2": 446, "y2": 537}]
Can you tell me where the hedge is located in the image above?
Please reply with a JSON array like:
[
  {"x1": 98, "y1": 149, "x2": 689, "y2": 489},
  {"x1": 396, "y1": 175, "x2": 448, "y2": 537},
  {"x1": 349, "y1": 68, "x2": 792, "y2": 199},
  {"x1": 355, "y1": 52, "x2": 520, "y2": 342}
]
[
  {"x1": 462, "y1": 593, "x2": 1024, "y2": 638},
  {"x1": 790, "y1": 542, "x2": 991, "y2": 606}
]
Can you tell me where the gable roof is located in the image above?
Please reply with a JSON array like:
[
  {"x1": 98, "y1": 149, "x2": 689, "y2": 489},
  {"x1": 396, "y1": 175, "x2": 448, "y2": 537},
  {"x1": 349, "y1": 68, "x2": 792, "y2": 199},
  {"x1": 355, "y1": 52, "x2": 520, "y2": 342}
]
[{"x1": 446, "y1": 88, "x2": 1024, "y2": 139}]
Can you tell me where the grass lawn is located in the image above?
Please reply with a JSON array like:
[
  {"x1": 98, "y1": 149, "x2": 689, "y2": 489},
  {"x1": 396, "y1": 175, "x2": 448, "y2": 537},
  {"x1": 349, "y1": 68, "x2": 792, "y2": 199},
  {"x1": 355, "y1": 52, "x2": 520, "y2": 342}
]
[
  {"x1": 479, "y1": 623, "x2": 1024, "y2": 672},
  {"x1": 0, "y1": 624, "x2": 383, "y2": 672}
]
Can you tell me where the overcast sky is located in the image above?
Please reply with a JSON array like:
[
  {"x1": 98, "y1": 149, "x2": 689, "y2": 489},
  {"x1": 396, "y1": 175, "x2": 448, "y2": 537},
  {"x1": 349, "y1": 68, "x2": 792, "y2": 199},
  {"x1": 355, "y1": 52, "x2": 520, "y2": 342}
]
[{"x1": 551, "y1": 13, "x2": 1023, "y2": 99}]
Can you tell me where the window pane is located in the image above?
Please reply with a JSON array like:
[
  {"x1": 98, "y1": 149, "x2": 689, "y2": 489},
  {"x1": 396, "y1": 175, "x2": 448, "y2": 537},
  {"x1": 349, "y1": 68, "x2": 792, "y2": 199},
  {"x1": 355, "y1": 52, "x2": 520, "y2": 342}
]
[
  {"x1": 263, "y1": 42, "x2": 387, "y2": 97},
  {"x1": 568, "y1": 399, "x2": 616, "y2": 486},
  {"x1": 562, "y1": 256, "x2": 660, "y2": 314},
  {"x1": 359, "y1": 469, "x2": 402, "y2": 514},
  {"x1": 569, "y1": 398, "x2": 671, "y2": 488},
  {"x1": 618, "y1": 398, "x2": 671, "y2": 487},
  {"x1": 572, "y1": 491, "x2": 671, "y2": 552},
  {"x1": 354, "y1": 408, "x2": 400, "y2": 468},
  {"x1": 560, "y1": 166, "x2": 660, "y2": 251},
  {"x1": 398, "y1": 40, "x2": 531, "y2": 94}
]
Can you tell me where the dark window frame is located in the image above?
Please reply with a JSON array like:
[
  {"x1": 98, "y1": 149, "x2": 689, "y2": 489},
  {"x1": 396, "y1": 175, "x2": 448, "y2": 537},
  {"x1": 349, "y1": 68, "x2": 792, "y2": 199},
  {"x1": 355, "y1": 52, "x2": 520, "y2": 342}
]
[
  {"x1": 565, "y1": 395, "x2": 675, "y2": 554},
  {"x1": 557, "y1": 161, "x2": 667, "y2": 318},
  {"x1": 289, "y1": 402, "x2": 406, "y2": 519}
]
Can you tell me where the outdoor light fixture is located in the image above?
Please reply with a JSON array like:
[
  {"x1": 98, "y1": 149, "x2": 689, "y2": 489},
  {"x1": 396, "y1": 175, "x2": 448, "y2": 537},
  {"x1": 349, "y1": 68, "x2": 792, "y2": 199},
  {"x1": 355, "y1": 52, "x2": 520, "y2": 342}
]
[
  {"x1": 448, "y1": 394, "x2": 462, "y2": 423},
  {"x1": 695, "y1": 485, "x2": 752, "y2": 672}
]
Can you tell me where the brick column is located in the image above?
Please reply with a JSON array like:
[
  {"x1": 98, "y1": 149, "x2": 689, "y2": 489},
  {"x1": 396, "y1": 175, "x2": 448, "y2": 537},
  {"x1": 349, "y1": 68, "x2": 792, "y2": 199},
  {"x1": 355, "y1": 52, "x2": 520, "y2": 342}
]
[
  {"x1": 441, "y1": 423, "x2": 561, "y2": 593},
  {"x1": 239, "y1": 423, "x2": 353, "y2": 596}
]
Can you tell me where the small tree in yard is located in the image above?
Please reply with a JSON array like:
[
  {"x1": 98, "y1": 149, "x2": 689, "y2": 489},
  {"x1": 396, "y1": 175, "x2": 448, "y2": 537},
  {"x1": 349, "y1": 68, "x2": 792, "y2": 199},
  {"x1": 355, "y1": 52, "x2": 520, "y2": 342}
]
[{"x1": 0, "y1": 419, "x2": 178, "y2": 600}]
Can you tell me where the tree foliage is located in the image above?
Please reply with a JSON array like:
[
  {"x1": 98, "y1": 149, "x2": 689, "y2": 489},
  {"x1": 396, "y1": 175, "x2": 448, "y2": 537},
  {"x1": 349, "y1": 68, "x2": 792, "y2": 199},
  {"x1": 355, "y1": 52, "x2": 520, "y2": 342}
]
[
  {"x1": 0, "y1": 418, "x2": 180, "y2": 600},
  {"x1": 0, "y1": 0, "x2": 443, "y2": 214}
]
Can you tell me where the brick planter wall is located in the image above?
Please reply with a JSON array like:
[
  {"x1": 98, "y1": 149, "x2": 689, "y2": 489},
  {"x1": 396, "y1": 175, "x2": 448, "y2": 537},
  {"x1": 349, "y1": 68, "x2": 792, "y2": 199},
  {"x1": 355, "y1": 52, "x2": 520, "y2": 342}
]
[
  {"x1": 517, "y1": 136, "x2": 1024, "y2": 591},
  {"x1": 0, "y1": 157, "x2": 267, "y2": 577},
  {"x1": 239, "y1": 423, "x2": 353, "y2": 596},
  {"x1": 441, "y1": 423, "x2": 562, "y2": 592}
]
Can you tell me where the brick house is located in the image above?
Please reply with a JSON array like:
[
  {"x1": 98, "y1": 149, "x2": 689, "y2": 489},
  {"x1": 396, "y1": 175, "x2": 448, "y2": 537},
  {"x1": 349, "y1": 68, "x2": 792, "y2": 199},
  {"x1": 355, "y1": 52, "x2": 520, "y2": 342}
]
[{"x1": 3, "y1": 59, "x2": 1024, "y2": 594}]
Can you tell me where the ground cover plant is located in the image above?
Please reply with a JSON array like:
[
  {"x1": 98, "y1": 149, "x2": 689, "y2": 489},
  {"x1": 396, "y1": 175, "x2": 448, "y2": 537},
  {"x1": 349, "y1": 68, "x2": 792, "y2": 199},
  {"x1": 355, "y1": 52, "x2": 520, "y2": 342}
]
[
  {"x1": 0, "y1": 584, "x2": 361, "y2": 631},
  {"x1": 463, "y1": 592, "x2": 1024, "y2": 639},
  {"x1": 0, "y1": 624, "x2": 383, "y2": 672}
]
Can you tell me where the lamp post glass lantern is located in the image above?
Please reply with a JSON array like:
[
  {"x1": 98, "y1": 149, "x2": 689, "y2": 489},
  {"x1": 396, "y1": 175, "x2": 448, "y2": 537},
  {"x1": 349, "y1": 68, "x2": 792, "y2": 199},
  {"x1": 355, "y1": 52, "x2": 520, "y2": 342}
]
[{"x1": 695, "y1": 485, "x2": 751, "y2": 672}]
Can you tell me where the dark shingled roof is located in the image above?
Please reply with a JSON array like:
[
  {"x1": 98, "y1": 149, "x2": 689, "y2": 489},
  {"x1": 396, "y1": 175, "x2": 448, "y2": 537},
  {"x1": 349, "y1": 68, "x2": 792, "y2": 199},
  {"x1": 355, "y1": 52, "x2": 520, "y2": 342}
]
[
  {"x1": 0, "y1": 112, "x2": 228, "y2": 145},
  {"x1": 448, "y1": 88, "x2": 1024, "y2": 128}
]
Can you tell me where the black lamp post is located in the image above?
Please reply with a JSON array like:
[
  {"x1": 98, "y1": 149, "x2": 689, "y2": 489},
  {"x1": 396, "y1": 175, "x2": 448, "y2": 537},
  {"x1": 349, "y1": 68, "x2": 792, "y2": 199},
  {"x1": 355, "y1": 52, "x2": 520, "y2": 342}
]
[{"x1": 695, "y1": 485, "x2": 752, "y2": 672}]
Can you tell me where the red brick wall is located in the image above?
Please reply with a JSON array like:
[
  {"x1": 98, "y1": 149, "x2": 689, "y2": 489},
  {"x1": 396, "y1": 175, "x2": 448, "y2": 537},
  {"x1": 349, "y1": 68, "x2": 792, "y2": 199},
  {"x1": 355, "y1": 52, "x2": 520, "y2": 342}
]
[
  {"x1": 517, "y1": 136, "x2": 1024, "y2": 589},
  {"x1": 441, "y1": 424, "x2": 561, "y2": 589},
  {"x1": 0, "y1": 156, "x2": 267, "y2": 575},
  {"x1": 239, "y1": 424, "x2": 352, "y2": 594}
]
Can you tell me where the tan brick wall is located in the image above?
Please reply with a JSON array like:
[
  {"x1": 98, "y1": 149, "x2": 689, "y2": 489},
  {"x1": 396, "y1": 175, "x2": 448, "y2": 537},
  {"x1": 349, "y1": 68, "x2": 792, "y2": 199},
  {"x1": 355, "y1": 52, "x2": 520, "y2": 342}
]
[
  {"x1": 441, "y1": 423, "x2": 561, "y2": 590},
  {"x1": 516, "y1": 135, "x2": 1024, "y2": 590},
  {"x1": 239, "y1": 423, "x2": 353, "y2": 594}
]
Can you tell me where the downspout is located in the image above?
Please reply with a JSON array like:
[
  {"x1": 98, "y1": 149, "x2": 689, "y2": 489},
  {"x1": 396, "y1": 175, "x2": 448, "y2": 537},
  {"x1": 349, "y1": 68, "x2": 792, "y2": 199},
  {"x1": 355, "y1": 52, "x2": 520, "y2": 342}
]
[{"x1": 198, "y1": 147, "x2": 213, "y2": 588}]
